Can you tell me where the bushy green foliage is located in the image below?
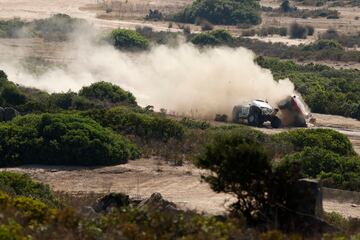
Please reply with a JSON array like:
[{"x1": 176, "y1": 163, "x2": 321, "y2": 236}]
[
  {"x1": 0, "y1": 113, "x2": 139, "y2": 166},
  {"x1": 79, "y1": 81, "x2": 137, "y2": 105},
  {"x1": 237, "y1": 37, "x2": 360, "y2": 63},
  {"x1": 174, "y1": 0, "x2": 261, "y2": 25},
  {"x1": 0, "y1": 222, "x2": 29, "y2": 240},
  {"x1": 0, "y1": 18, "x2": 26, "y2": 38},
  {"x1": 109, "y1": 29, "x2": 150, "y2": 50},
  {"x1": 321, "y1": 29, "x2": 360, "y2": 48},
  {"x1": 84, "y1": 106, "x2": 184, "y2": 140},
  {"x1": 0, "y1": 73, "x2": 27, "y2": 107},
  {"x1": 289, "y1": 22, "x2": 309, "y2": 39},
  {"x1": 255, "y1": 57, "x2": 360, "y2": 119},
  {"x1": 0, "y1": 188, "x2": 249, "y2": 240},
  {"x1": 278, "y1": 8, "x2": 339, "y2": 19},
  {"x1": 303, "y1": 39, "x2": 343, "y2": 51},
  {"x1": 191, "y1": 29, "x2": 234, "y2": 46},
  {"x1": 0, "y1": 14, "x2": 86, "y2": 41},
  {"x1": 32, "y1": 14, "x2": 86, "y2": 41},
  {"x1": 278, "y1": 147, "x2": 360, "y2": 191},
  {"x1": 0, "y1": 172, "x2": 56, "y2": 205},
  {"x1": 196, "y1": 128, "x2": 274, "y2": 221},
  {"x1": 274, "y1": 128, "x2": 355, "y2": 156}
]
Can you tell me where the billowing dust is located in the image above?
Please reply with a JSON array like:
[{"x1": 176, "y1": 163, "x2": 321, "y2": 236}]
[{"x1": 0, "y1": 29, "x2": 299, "y2": 117}]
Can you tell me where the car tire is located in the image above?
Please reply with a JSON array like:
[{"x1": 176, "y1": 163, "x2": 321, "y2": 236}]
[
  {"x1": 248, "y1": 112, "x2": 260, "y2": 127},
  {"x1": 271, "y1": 116, "x2": 282, "y2": 128}
]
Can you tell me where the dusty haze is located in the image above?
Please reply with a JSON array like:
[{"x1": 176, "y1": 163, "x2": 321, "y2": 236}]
[{"x1": 0, "y1": 31, "x2": 298, "y2": 117}]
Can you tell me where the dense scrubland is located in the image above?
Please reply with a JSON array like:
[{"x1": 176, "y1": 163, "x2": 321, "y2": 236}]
[
  {"x1": 1, "y1": 1, "x2": 360, "y2": 237},
  {"x1": 1, "y1": 170, "x2": 358, "y2": 239}
]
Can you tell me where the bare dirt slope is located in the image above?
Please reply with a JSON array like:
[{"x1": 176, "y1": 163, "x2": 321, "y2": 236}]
[{"x1": 2, "y1": 158, "x2": 234, "y2": 215}]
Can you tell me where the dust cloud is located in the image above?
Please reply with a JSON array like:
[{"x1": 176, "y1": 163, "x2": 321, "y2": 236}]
[{"x1": 0, "y1": 32, "x2": 298, "y2": 117}]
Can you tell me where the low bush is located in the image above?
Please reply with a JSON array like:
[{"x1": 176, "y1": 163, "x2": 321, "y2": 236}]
[
  {"x1": 324, "y1": 212, "x2": 360, "y2": 235},
  {"x1": 0, "y1": 172, "x2": 56, "y2": 205},
  {"x1": 289, "y1": 22, "x2": 308, "y2": 39},
  {"x1": 0, "y1": 14, "x2": 87, "y2": 41},
  {"x1": 0, "y1": 18, "x2": 26, "y2": 38},
  {"x1": 84, "y1": 106, "x2": 184, "y2": 140},
  {"x1": 303, "y1": 39, "x2": 343, "y2": 51},
  {"x1": 79, "y1": 81, "x2": 137, "y2": 105},
  {"x1": 274, "y1": 128, "x2": 355, "y2": 156},
  {"x1": 321, "y1": 28, "x2": 360, "y2": 48},
  {"x1": 0, "y1": 113, "x2": 140, "y2": 166},
  {"x1": 278, "y1": 147, "x2": 360, "y2": 191},
  {"x1": 191, "y1": 29, "x2": 234, "y2": 46},
  {"x1": 109, "y1": 29, "x2": 150, "y2": 51},
  {"x1": 31, "y1": 14, "x2": 87, "y2": 41},
  {"x1": 145, "y1": 9, "x2": 163, "y2": 21},
  {"x1": 173, "y1": 0, "x2": 261, "y2": 25}
]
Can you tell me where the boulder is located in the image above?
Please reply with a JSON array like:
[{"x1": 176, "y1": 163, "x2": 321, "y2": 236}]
[
  {"x1": 0, "y1": 107, "x2": 4, "y2": 122},
  {"x1": 3, "y1": 107, "x2": 19, "y2": 122},
  {"x1": 137, "y1": 192, "x2": 179, "y2": 213},
  {"x1": 93, "y1": 193, "x2": 130, "y2": 213}
]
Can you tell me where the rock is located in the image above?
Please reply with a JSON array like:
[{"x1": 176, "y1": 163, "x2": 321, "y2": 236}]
[
  {"x1": 93, "y1": 193, "x2": 130, "y2": 213},
  {"x1": 137, "y1": 192, "x2": 179, "y2": 213},
  {"x1": 81, "y1": 206, "x2": 97, "y2": 217},
  {"x1": 3, "y1": 107, "x2": 19, "y2": 122},
  {"x1": 0, "y1": 107, "x2": 4, "y2": 122}
]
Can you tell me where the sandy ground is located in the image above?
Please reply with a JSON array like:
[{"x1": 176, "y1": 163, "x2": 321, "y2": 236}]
[{"x1": 1, "y1": 158, "x2": 235, "y2": 215}]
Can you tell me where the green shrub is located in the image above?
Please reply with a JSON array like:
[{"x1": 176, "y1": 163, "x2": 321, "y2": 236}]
[
  {"x1": 0, "y1": 18, "x2": 26, "y2": 38},
  {"x1": 196, "y1": 128, "x2": 273, "y2": 221},
  {"x1": 274, "y1": 129, "x2": 355, "y2": 156},
  {"x1": 303, "y1": 39, "x2": 343, "y2": 51},
  {"x1": 1, "y1": 85, "x2": 27, "y2": 106},
  {"x1": 84, "y1": 107, "x2": 184, "y2": 140},
  {"x1": 191, "y1": 29, "x2": 234, "y2": 46},
  {"x1": 0, "y1": 222, "x2": 29, "y2": 240},
  {"x1": 174, "y1": 0, "x2": 261, "y2": 25},
  {"x1": 109, "y1": 29, "x2": 150, "y2": 50},
  {"x1": 278, "y1": 147, "x2": 360, "y2": 191},
  {"x1": 32, "y1": 14, "x2": 86, "y2": 41},
  {"x1": 79, "y1": 81, "x2": 137, "y2": 105},
  {"x1": 0, "y1": 113, "x2": 140, "y2": 166},
  {"x1": 0, "y1": 172, "x2": 55, "y2": 205},
  {"x1": 14, "y1": 196, "x2": 54, "y2": 222},
  {"x1": 289, "y1": 22, "x2": 308, "y2": 39},
  {"x1": 191, "y1": 33, "x2": 220, "y2": 46}
]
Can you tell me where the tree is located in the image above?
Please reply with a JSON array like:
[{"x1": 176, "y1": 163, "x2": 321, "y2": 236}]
[
  {"x1": 79, "y1": 81, "x2": 137, "y2": 105},
  {"x1": 196, "y1": 130, "x2": 273, "y2": 222},
  {"x1": 280, "y1": 0, "x2": 292, "y2": 12},
  {"x1": 174, "y1": 0, "x2": 261, "y2": 26},
  {"x1": 289, "y1": 22, "x2": 308, "y2": 39},
  {"x1": 109, "y1": 29, "x2": 149, "y2": 51}
]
